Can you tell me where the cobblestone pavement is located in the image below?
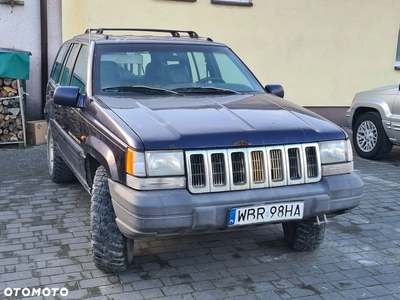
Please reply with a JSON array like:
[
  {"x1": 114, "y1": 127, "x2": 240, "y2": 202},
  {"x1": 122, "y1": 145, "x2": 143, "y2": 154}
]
[{"x1": 1, "y1": 139, "x2": 400, "y2": 300}]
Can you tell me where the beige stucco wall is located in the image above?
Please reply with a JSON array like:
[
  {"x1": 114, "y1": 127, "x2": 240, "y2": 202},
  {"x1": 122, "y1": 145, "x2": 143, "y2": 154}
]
[{"x1": 62, "y1": 0, "x2": 400, "y2": 108}]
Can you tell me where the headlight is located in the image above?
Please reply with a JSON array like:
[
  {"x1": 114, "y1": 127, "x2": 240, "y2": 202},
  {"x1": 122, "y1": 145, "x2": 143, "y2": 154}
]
[
  {"x1": 126, "y1": 149, "x2": 185, "y2": 190},
  {"x1": 126, "y1": 149, "x2": 185, "y2": 177},
  {"x1": 319, "y1": 140, "x2": 353, "y2": 176},
  {"x1": 146, "y1": 151, "x2": 184, "y2": 176},
  {"x1": 319, "y1": 140, "x2": 351, "y2": 164}
]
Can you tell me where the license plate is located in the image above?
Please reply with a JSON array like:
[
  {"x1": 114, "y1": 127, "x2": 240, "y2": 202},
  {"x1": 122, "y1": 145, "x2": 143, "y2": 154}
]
[{"x1": 227, "y1": 201, "x2": 304, "y2": 227}]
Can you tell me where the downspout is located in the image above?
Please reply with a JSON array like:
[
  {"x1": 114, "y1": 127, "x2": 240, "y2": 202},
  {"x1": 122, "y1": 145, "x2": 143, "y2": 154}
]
[{"x1": 40, "y1": 0, "x2": 48, "y2": 119}]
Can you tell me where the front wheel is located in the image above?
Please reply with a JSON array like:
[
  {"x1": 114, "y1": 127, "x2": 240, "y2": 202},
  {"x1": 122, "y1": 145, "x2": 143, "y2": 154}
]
[
  {"x1": 91, "y1": 166, "x2": 134, "y2": 272},
  {"x1": 282, "y1": 218, "x2": 325, "y2": 251},
  {"x1": 353, "y1": 112, "x2": 393, "y2": 160}
]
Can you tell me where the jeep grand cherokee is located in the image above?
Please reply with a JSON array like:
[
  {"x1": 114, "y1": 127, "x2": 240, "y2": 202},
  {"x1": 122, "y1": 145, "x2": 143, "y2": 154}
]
[{"x1": 45, "y1": 28, "x2": 363, "y2": 272}]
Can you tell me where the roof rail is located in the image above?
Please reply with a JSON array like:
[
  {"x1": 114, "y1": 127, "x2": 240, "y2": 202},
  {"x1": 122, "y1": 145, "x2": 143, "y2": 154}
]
[
  {"x1": 84, "y1": 28, "x2": 99, "y2": 34},
  {"x1": 92, "y1": 28, "x2": 200, "y2": 38}
]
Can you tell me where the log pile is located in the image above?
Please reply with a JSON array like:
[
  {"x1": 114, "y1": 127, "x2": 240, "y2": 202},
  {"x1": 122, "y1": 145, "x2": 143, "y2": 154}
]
[{"x1": 0, "y1": 78, "x2": 24, "y2": 142}]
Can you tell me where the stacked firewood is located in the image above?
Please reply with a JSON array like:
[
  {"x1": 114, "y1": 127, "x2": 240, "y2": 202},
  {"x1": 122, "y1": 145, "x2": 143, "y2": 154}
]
[{"x1": 0, "y1": 78, "x2": 24, "y2": 142}]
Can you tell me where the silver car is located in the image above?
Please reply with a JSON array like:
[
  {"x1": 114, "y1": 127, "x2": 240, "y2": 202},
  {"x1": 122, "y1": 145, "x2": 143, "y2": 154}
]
[{"x1": 346, "y1": 84, "x2": 400, "y2": 159}]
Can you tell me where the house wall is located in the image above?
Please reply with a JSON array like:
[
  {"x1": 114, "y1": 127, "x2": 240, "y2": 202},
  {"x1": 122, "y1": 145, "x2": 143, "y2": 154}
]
[
  {"x1": 0, "y1": 0, "x2": 62, "y2": 121},
  {"x1": 61, "y1": 0, "x2": 400, "y2": 125}
]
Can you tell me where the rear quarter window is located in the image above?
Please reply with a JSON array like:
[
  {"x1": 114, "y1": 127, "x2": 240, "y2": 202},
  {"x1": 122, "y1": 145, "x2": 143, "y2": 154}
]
[
  {"x1": 60, "y1": 44, "x2": 79, "y2": 86},
  {"x1": 50, "y1": 43, "x2": 69, "y2": 82}
]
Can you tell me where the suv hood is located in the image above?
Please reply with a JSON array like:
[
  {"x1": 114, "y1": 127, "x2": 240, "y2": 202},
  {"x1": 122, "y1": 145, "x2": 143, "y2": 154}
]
[
  {"x1": 356, "y1": 84, "x2": 399, "y2": 96},
  {"x1": 100, "y1": 94, "x2": 345, "y2": 149}
]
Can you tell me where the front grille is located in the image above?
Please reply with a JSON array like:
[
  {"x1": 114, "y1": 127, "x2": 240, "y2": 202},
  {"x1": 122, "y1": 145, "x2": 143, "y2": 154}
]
[{"x1": 186, "y1": 143, "x2": 321, "y2": 193}]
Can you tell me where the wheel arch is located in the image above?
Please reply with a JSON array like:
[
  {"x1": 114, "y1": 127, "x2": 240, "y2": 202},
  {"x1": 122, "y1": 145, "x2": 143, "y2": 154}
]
[
  {"x1": 352, "y1": 107, "x2": 380, "y2": 128},
  {"x1": 351, "y1": 99, "x2": 391, "y2": 129},
  {"x1": 84, "y1": 136, "x2": 121, "y2": 184}
]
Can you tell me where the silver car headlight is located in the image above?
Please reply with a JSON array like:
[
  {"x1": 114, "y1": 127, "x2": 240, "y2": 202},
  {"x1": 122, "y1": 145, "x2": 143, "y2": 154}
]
[
  {"x1": 146, "y1": 151, "x2": 185, "y2": 176},
  {"x1": 126, "y1": 149, "x2": 185, "y2": 190},
  {"x1": 319, "y1": 140, "x2": 350, "y2": 164},
  {"x1": 319, "y1": 140, "x2": 353, "y2": 176}
]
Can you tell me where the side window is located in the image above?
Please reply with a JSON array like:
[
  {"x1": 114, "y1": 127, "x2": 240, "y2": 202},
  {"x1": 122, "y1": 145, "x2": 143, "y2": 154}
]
[
  {"x1": 70, "y1": 45, "x2": 89, "y2": 92},
  {"x1": 50, "y1": 44, "x2": 69, "y2": 82},
  {"x1": 60, "y1": 44, "x2": 79, "y2": 86}
]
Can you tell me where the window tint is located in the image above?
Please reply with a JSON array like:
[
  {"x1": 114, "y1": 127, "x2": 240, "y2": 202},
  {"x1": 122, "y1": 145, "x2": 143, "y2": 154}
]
[
  {"x1": 50, "y1": 44, "x2": 69, "y2": 82},
  {"x1": 60, "y1": 44, "x2": 79, "y2": 86},
  {"x1": 70, "y1": 45, "x2": 89, "y2": 92}
]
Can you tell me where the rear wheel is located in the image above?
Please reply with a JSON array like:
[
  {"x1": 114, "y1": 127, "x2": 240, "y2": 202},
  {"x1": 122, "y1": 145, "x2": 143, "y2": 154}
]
[
  {"x1": 47, "y1": 124, "x2": 76, "y2": 183},
  {"x1": 353, "y1": 112, "x2": 392, "y2": 160},
  {"x1": 90, "y1": 166, "x2": 134, "y2": 272},
  {"x1": 283, "y1": 218, "x2": 325, "y2": 251}
]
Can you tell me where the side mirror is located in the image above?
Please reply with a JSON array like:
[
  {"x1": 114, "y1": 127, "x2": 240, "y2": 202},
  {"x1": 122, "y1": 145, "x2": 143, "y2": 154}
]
[
  {"x1": 54, "y1": 86, "x2": 85, "y2": 108},
  {"x1": 265, "y1": 84, "x2": 284, "y2": 98}
]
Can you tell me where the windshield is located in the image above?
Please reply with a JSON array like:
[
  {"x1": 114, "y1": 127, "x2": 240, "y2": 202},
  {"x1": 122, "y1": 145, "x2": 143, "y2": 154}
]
[{"x1": 93, "y1": 43, "x2": 265, "y2": 96}]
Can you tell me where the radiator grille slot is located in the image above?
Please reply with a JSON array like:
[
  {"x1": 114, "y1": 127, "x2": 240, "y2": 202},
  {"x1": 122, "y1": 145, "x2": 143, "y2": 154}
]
[
  {"x1": 231, "y1": 152, "x2": 246, "y2": 184},
  {"x1": 190, "y1": 154, "x2": 205, "y2": 187},
  {"x1": 288, "y1": 148, "x2": 301, "y2": 180},
  {"x1": 305, "y1": 146, "x2": 318, "y2": 178},
  {"x1": 270, "y1": 149, "x2": 283, "y2": 181},
  {"x1": 186, "y1": 143, "x2": 321, "y2": 193},
  {"x1": 251, "y1": 151, "x2": 265, "y2": 183},
  {"x1": 211, "y1": 153, "x2": 225, "y2": 186}
]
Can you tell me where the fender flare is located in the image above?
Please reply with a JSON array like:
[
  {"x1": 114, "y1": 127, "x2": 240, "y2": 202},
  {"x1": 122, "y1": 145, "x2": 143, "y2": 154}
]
[{"x1": 85, "y1": 135, "x2": 120, "y2": 181}]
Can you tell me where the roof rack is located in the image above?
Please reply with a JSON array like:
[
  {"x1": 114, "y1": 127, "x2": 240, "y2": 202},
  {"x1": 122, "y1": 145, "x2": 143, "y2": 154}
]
[
  {"x1": 84, "y1": 28, "x2": 99, "y2": 34},
  {"x1": 86, "y1": 28, "x2": 200, "y2": 39}
]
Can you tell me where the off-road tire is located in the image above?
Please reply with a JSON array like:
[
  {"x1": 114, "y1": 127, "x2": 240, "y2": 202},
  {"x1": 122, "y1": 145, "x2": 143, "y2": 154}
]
[
  {"x1": 353, "y1": 112, "x2": 393, "y2": 160},
  {"x1": 90, "y1": 166, "x2": 134, "y2": 272},
  {"x1": 282, "y1": 218, "x2": 325, "y2": 251},
  {"x1": 47, "y1": 124, "x2": 76, "y2": 183}
]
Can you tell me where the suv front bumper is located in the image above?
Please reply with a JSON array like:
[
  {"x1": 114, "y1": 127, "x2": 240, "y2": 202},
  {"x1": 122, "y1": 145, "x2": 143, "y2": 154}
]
[{"x1": 108, "y1": 173, "x2": 363, "y2": 239}]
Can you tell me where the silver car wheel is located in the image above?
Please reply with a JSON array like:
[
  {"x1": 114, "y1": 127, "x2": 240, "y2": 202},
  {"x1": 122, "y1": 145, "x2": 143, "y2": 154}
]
[{"x1": 356, "y1": 120, "x2": 377, "y2": 152}]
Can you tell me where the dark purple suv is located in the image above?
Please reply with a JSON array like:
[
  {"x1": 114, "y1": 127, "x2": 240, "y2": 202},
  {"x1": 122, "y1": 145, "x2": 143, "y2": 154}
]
[{"x1": 45, "y1": 28, "x2": 363, "y2": 272}]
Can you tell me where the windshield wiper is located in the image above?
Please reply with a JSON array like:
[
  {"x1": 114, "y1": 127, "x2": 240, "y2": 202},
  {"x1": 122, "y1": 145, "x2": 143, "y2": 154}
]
[
  {"x1": 102, "y1": 85, "x2": 184, "y2": 96},
  {"x1": 172, "y1": 87, "x2": 242, "y2": 95}
]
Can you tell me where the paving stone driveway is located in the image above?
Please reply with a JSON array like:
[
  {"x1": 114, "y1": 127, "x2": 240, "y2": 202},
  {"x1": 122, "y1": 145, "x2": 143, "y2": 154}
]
[{"x1": 1, "y1": 141, "x2": 400, "y2": 300}]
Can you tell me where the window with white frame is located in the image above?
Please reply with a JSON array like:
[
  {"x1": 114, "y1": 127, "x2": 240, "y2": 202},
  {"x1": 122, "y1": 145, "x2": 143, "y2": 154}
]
[{"x1": 211, "y1": 0, "x2": 253, "y2": 7}]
